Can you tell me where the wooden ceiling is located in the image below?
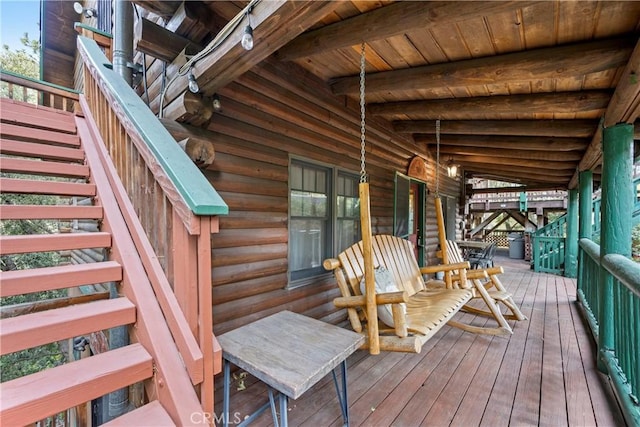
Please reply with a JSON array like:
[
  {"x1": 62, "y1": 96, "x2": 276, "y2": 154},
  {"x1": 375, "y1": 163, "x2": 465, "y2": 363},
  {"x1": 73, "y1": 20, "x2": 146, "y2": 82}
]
[{"x1": 272, "y1": 0, "x2": 640, "y2": 189}]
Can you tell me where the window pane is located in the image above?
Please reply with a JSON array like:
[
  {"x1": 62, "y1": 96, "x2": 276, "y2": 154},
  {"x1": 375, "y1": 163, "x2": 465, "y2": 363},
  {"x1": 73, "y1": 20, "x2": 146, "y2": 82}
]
[
  {"x1": 291, "y1": 164, "x2": 302, "y2": 190},
  {"x1": 290, "y1": 219, "x2": 326, "y2": 271}
]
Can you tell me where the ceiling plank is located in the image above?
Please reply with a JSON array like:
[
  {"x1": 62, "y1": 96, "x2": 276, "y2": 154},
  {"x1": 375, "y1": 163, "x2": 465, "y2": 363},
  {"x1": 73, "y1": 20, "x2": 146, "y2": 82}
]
[
  {"x1": 394, "y1": 119, "x2": 598, "y2": 138},
  {"x1": 416, "y1": 134, "x2": 589, "y2": 151},
  {"x1": 276, "y1": 1, "x2": 541, "y2": 61},
  {"x1": 131, "y1": 1, "x2": 181, "y2": 18},
  {"x1": 469, "y1": 185, "x2": 565, "y2": 195},
  {"x1": 162, "y1": 0, "x2": 340, "y2": 122},
  {"x1": 434, "y1": 146, "x2": 583, "y2": 161},
  {"x1": 370, "y1": 91, "x2": 611, "y2": 118},
  {"x1": 569, "y1": 38, "x2": 640, "y2": 188},
  {"x1": 331, "y1": 37, "x2": 634, "y2": 95},
  {"x1": 461, "y1": 165, "x2": 572, "y2": 184}
]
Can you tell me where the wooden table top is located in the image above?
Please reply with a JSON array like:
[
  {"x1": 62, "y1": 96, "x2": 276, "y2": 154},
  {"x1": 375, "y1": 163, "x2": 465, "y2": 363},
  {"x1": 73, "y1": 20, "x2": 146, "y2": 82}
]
[{"x1": 218, "y1": 310, "x2": 364, "y2": 399}]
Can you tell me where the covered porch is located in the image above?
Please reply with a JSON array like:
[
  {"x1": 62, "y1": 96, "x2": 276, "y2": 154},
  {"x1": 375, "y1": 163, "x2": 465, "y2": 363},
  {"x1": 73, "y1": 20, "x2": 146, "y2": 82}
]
[{"x1": 215, "y1": 255, "x2": 623, "y2": 426}]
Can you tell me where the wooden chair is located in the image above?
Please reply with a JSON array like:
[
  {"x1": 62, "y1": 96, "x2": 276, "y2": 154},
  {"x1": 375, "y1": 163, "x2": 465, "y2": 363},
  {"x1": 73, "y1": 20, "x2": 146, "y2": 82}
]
[
  {"x1": 433, "y1": 240, "x2": 527, "y2": 335},
  {"x1": 324, "y1": 235, "x2": 502, "y2": 354}
]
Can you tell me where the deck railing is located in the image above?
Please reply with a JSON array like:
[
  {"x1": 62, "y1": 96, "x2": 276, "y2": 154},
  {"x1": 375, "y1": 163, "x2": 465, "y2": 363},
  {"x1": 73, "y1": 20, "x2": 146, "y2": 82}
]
[
  {"x1": 76, "y1": 35, "x2": 227, "y2": 416},
  {"x1": 0, "y1": 68, "x2": 79, "y2": 112},
  {"x1": 531, "y1": 214, "x2": 567, "y2": 273},
  {"x1": 578, "y1": 239, "x2": 640, "y2": 426}
]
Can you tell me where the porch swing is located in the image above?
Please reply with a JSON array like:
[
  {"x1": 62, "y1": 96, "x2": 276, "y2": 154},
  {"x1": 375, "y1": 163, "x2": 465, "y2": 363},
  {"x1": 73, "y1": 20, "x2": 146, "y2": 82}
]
[
  {"x1": 323, "y1": 45, "x2": 476, "y2": 355},
  {"x1": 431, "y1": 120, "x2": 527, "y2": 334}
]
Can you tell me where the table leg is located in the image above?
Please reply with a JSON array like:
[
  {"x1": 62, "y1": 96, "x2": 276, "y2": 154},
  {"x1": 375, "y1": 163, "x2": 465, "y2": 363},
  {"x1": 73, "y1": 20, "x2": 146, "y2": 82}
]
[
  {"x1": 223, "y1": 359, "x2": 231, "y2": 427},
  {"x1": 332, "y1": 360, "x2": 349, "y2": 426},
  {"x1": 278, "y1": 392, "x2": 288, "y2": 427}
]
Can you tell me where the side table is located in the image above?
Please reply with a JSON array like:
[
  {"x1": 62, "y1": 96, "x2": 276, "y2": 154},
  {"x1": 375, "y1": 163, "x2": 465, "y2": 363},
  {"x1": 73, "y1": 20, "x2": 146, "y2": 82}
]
[{"x1": 218, "y1": 310, "x2": 364, "y2": 427}]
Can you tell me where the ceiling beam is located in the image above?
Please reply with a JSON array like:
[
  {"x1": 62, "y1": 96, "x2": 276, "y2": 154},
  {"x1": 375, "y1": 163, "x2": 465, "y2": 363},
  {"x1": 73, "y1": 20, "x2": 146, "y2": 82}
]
[
  {"x1": 369, "y1": 90, "x2": 611, "y2": 118},
  {"x1": 416, "y1": 134, "x2": 589, "y2": 151},
  {"x1": 469, "y1": 186, "x2": 565, "y2": 195},
  {"x1": 394, "y1": 119, "x2": 598, "y2": 138},
  {"x1": 331, "y1": 37, "x2": 634, "y2": 95},
  {"x1": 434, "y1": 146, "x2": 583, "y2": 161},
  {"x1": 447, "y1": 155, "x2": 576, "y2": 171},
  {"x1": 162, "y1": 1, "x2": 339, "y2": 121},
  {"x1": 276, "y1": 1, "x2": 540, "y2": 61},
  {"x1": 456, "y1": 162, "x2": 575, "y2": 177},
  {"x1": 131, "y1": 1, "x2": 181, "y2": 18},
  {"x1": 462, "y1": 165, "x2": 571, "y2": 184},
  {"x1": 570, "y1": 38, "x2": 640, "y2": 188}
]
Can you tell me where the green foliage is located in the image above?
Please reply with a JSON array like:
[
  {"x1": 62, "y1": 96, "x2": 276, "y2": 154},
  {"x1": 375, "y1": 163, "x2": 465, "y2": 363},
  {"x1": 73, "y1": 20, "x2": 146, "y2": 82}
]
[
  {"x1": 1, "y1": 343, "x2": 66, "y2": 382},
  {"x1": 1, "y1": 32, "x2": 40, "y2": 102}
]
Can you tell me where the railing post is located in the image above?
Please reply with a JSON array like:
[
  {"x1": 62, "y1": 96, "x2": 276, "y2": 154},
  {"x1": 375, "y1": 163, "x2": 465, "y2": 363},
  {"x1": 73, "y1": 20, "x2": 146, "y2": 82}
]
[
  {"x1": 598, "y1": 123, "x2": 633, "y2": 372},
  {"x1": 577, "y1": 171, "x2": 593, "y2": 297},
  {"x1": 564, "y1": 189, "x2": 578, "y2": 278}
]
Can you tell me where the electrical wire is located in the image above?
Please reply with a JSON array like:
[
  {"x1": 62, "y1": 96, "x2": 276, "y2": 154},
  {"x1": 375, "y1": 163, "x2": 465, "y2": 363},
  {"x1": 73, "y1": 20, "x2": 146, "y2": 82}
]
[{"x1": 158, "y1": 0, "x2": 261, "y2": 117}]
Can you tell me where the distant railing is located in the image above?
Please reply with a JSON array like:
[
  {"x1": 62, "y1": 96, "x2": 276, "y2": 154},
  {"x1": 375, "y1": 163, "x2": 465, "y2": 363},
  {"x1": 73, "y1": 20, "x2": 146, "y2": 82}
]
[
  {"x1": 77, "y1": 35, "x2": 227, "y2": 416},
  {"x1": 0, "y1": 69, "x2": 79, "y2": 112},
  {"x1": 578, "y1": 239, "x2": 640, "y2": 426},
  {"x1": 531, "y1": 214, "x2": 567, "y2": 273},
  {"x1": 534, "y1": 214, "x2": 567, "y2": 238}
]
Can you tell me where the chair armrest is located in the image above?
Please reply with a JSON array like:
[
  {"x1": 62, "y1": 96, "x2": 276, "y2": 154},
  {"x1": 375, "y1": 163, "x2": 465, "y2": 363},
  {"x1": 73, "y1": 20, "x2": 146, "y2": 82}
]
[
  {"x1": 333, "y1": 291, "x2": 408, "y2": 308},
  {"x1": 483, "y1": 266, "x2": 504, "y2": 276},
  {"x1": 466, "y1": 270, "x2": 489, "y2": 280},
  {"x1": 323, "y1": 258, "x2": 340, "y2": 270}
]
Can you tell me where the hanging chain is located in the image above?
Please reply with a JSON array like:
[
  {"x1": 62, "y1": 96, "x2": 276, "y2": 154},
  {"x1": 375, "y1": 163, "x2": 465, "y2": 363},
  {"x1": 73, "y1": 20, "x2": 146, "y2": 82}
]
[
  {"x1": 435, "y1": 119, "x2": 441, "y2": 195},
  {"x1": 359, "y1": 42, "x2": 367, "y2": 183}
]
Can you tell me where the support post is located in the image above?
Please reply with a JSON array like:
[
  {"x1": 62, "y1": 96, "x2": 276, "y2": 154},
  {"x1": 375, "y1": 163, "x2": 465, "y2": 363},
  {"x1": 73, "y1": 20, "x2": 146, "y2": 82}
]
[
  {"x1": 577, "y1": 170, "x2": 593, "y2": 294},
  {"x1": 359, "y1": 182, "x2": 379, "y2": 355},
  {"x1": 564, "y1": 189, "x2": 579, "y2": 278},
  {"x1": 597, "y1": 123, "x2": 633, "y2": 371}
]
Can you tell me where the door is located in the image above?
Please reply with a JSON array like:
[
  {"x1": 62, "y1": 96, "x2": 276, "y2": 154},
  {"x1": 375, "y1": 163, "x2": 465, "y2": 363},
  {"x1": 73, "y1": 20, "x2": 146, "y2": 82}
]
[{"x1": 394, "y1": 173, "x2": 426, "y2": 264}]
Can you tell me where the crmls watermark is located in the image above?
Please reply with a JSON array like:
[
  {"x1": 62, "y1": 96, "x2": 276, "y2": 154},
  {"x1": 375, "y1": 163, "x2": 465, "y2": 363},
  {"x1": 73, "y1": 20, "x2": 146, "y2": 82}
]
[{"x1": 190, "y1": 411, "x2": 245, "y2": 425}]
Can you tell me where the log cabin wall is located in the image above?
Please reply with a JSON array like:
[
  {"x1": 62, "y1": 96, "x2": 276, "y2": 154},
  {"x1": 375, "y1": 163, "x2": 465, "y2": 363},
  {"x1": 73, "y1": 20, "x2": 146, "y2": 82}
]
[{"x1": 148, "y1": 56, "x2": 463, "y2": 334}]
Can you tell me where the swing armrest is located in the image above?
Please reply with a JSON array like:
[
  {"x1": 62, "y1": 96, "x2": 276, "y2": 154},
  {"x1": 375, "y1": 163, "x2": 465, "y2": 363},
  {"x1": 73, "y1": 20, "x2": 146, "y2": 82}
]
[
  {"x1": 420, "y1": 261, "x2": 470, "y2": 274},
  {"x1": 466, "y1": 270, "x2": 489, "y2": 280},
  {"x1": 333, "y1": 291, "x2": 408, "y2": 308}
]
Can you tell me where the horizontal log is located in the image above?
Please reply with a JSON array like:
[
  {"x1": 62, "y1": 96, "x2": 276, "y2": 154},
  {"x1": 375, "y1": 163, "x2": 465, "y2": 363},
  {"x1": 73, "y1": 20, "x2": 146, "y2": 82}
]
[
  {"x1": 212, "y1": 228, "x2": 288, "y2": 249},
  {"x1": 394, "y1": 119, "x2": 598, "y2": 138},
  {"x1": 369, "y1": 90, "x2": 612, "y2": 117},
  {"x1": 469, "y1": 185, "x2": 565, "y2": 195},
  {"x1": 457, "y1": 160, "x2": 575, "y2": 178},
  {"x1": 131, "y1": 0, "x2": 181, "y2": 17},
  {"x1": 464, "y1": 165, "x2": 571, "y2": 184},
  {"x1": 211, "y1": 273, "x2": 289, "y2": 305},
  {"x1": 204, "y1": 171, "x2": 287, "y2": 198},
  {"x1": 333, "y1": 291, "x2": 408, "y2": 308},
  {"x1": 434, "y1": 145, "x2": 583, "y2": 161},
  {"x1": 211, "y1": 258, "x2": 289, "y2": 288},
  {"x1": 0, "y1": 292, "x2": 109, "y2": 319},
  {"x1": 277, "y1": 1, "x2": 539, "y2": 61},
  {"x1": 448, "y1": 155, "x2": 576, "y2": 170},
  {"x1": 215, "y1": 191, "x2": 288, "y2": 213},
  {"x1": 217, "y1": 211, "x2": 288, "y2": 230},
  {"x1": 332, "y1": 37, "x2": 634, "y2": 95},
  {"x1": 417, "y1": 134, "x2": 589, "y2": 151},
  {"x1": 211, "y1": 243, "x2": 288, "y2": 268}
]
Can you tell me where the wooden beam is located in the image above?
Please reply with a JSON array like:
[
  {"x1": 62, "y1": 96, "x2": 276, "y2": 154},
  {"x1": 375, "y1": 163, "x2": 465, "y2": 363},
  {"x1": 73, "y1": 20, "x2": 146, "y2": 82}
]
[
  {"x1": 331, "y1": 37, "x2": 633, "y2": 95},
  {"x1": 463, "y1": 166, "x2": 570, "y2": 184},
  {"x1": 394, "y1": 119, "x2": 598, "y2": 138},
  {"x1": 131, "y1": 0, "x2": 181, "y2": 18},
  {"x1": 134, "y1": 18, "x2": 201, "y2": 63},
  {"x1": 448, "y1": 155, "x2": 576, "y2": 170},
  {"x1": 416, "y1": 134, "x2": 589, "y2": 151},
  {"x1": 162, "y1": 1, "x2": 340, "y2": 122},
  {"x1": 433, "y1": 145, "x2": 583, "y2": 161},
  {"x1": 276, "y1": 1, "x2": 541, "y2": 61},
  {"x1": 570, "y1": 38, "x2": 640, "y2": 188},
  {"x1": 457, "y1": 160, "x2": 575, "y2": 178},
  {"x1": 369, "y1": 91, "x2": 611, "y2": 118},
  {"x1": 469, "y1": 185, "x2": 564, "y2": 195}
]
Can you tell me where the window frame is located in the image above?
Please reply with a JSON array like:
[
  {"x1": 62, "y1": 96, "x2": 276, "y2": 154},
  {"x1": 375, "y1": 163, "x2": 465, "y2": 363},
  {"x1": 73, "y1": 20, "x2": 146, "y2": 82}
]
[{"x1": 287, "y1": 157, "x2": 360, "y2": 288}]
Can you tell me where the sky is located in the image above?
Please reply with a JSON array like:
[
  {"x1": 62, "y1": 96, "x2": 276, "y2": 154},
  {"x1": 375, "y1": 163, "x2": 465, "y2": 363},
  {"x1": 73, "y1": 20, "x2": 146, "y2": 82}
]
[{"x1": 0, "y1": 0, "x2": 41, "y2": 52}]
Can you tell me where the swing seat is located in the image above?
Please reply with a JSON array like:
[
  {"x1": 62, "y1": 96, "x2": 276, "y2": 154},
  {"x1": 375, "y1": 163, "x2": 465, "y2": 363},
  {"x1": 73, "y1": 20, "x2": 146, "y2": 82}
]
[
  {"x1": 431, "y1": 240, "x2": 528, "y2": 334},
  {"x1": 324, "y1": 235, "x2": 476, "y2": 354}
]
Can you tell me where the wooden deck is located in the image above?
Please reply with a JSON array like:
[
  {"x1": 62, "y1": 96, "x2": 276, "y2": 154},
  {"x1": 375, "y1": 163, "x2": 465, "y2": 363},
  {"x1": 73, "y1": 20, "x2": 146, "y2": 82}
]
[{"x1": 214, "y1": 254, "x2": 625, "y2": 426}]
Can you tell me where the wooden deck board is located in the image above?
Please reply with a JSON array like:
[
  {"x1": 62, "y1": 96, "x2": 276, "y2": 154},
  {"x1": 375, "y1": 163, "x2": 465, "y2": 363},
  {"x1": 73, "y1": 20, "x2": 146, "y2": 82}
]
[{"x1": 213, "y1": 256, "x2": 624, "y2": 426}]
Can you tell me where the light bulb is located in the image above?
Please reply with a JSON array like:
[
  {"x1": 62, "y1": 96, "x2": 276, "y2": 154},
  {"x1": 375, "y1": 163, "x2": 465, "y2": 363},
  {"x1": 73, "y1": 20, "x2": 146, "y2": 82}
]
[
  {"x1": 241, "y1": 25, "x2": 254, "y2": 51},
  {"x1": 188, "y1": 71, "x2": 199, "y2": 93},
  {"x1": 212, "y1": 94, "x2": 222, "y2": 111}
]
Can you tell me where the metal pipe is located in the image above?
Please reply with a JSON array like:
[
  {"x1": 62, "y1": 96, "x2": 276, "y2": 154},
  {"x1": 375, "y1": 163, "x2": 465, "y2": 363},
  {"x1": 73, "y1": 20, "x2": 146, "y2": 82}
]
[{"x1": 113, "y1": 0, "x2": 133, "y2": 85}]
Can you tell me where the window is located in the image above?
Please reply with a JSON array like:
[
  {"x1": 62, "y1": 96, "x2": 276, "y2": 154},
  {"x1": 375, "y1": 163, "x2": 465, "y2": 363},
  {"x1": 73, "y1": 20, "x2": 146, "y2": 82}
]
[{"x1": 289, "y1": 160, "x2": 360, "y2": 284}]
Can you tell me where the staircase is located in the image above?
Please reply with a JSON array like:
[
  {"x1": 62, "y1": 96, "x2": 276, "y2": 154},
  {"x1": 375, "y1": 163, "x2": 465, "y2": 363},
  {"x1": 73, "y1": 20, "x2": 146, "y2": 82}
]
[{"x1": 0, "y1": 99, "x2": 205, "y2": 424}]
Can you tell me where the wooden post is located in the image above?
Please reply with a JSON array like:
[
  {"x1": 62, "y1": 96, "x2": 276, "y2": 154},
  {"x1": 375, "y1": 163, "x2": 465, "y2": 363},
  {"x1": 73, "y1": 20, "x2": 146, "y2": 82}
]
[
  {"x1": 598, "y1": 123, "x2": 633, "y2": 371},
  {"x1": 359, "y1": 182, "x2": 379, "y2": 355},
  {"x1": 564, "y1": 189, "x2": 579, "y2": 278},
  {"x1": 577, "y1": 170, "x2": 593, "y2": 296},
  {"x1": 435, "y1": 196, "x2": 452, "y2": 288}
]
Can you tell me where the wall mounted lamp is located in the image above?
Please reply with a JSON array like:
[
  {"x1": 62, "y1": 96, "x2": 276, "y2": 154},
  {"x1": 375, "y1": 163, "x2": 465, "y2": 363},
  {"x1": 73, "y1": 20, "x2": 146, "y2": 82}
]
[
  {"x1": 446, "y1": 158, "x2": 458, "y2": 178},
  {"x1": 73, "y1": 2, "x2": 97, "y2": 18}
]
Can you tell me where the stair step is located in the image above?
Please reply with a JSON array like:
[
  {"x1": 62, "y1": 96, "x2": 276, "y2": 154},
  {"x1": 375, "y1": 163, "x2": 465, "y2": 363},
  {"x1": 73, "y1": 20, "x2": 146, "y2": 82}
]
[
  {"x1": 0, "y1": 157, "x2": 89, "y2": 178},
  {"x1": 103, "y1": 401, "x2": 176, "y2": 426},
  {"x1": 0, "y1": 261, "x2": 122, "y2": 297},
  {"x1": 0, "y1": 122, "x2": 80, "y2": 147},
  {"x1": 0, "y1": 205, "x2": 103, "y2": 221},
  {"x1": 0, "y1": 177, "x2": 96, "y2": 196},
  {"x1": 0, "y1": 138, "x2": 85, "y2": 162},
  {"x1": 0, "y1": 232, "x2": 111, "y2": 255},
  {"x1": 0, "y1": 98, "x2": 76, "y2": 134},
  {"x1": 0, "y1": 343, "x2": 153, "y2": 426},
  {"x1": 1, "y1": 297, "x2": 136, "y2": 355}
]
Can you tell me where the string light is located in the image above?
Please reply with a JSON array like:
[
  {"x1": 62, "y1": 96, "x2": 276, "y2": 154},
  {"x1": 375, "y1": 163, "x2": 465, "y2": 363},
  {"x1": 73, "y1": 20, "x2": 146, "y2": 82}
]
[
  {"x1": 241, "y1": 7, "x2": 254, "y2": 51},
  {"x1": 212, "y1": 94, "x2": 222, "y2": 111},
  {"x1": 187, "y1": 68, "x2": 199, "y2": 93}
]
